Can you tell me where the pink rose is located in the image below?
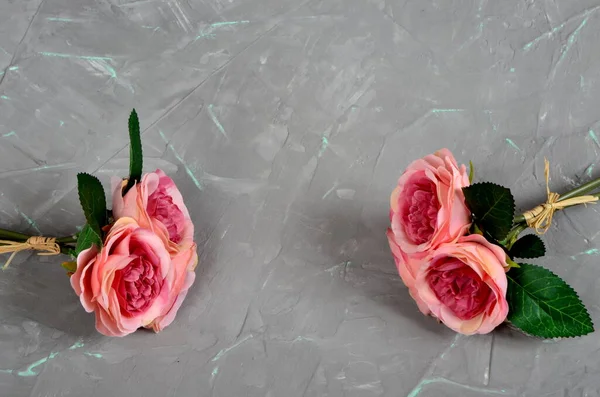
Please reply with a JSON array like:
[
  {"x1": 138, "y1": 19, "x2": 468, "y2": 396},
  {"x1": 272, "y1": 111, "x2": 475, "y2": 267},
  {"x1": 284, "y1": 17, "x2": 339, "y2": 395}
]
[
  {"x1": 414, "y1": 234, "x2": 509, "y2": 335},
  {"x1": 71, "y1": 217, "x2": 197, "y2": 337},
  {"x1": 112, "y1": 169, "x2": 194, "y2": 252},
  {"x1": 387, "y1": 149, "x2": 471, "y2": 309},
  {"x1": 387, "y1": 230, "x2": 430, "y2": 313},
  {"x1": 390, "y1": 148, "x2": 471, "y2": 253}
]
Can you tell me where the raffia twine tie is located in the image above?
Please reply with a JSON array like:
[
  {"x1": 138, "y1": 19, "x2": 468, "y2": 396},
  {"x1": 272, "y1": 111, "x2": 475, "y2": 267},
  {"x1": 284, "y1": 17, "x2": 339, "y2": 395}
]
[
  {"x1": 0, "y1": 237, "x2": 61, "y2": 269},
  {"x1": 523, "y1": 158, "x2": 599, "y2": 234}
]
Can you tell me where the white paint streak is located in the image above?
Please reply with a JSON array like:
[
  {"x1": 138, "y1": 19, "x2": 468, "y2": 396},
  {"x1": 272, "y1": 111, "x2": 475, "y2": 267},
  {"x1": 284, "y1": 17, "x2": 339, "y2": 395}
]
[{"x1": 211, "y1": 335, "x2": 254, "y2": 362}]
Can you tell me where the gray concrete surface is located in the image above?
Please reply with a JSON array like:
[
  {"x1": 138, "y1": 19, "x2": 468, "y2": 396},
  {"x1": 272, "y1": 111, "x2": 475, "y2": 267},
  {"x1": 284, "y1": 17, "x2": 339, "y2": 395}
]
[{"x1": 1, "y1": 0, "x2": 600, "y2": 395}]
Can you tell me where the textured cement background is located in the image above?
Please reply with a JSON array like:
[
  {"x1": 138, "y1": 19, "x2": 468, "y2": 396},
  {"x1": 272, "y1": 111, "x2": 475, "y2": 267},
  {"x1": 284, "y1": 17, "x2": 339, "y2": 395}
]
[{"x1": 1, "y1": 0, "x2": 600, "y2": 396}]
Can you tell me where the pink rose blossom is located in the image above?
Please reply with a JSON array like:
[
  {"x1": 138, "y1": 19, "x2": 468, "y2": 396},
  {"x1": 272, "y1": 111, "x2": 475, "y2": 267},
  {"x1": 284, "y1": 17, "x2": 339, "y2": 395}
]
[
  {"x1": 387, "y1": 149, "x2": 471, "y2": 308},
  {"x1": 71, "y1": 217, "x2": 197, "y2": 337},
  {"x1": 414, "y1": 234, "x2": 509, "y2": 335},
  {"x1": 387, "y1": 229, "x2": 430, "y2": 313},
  {"x1": 390, "y1": 148, "x2": 471, "y2": 253},
  {"x1": 112, "y1": 169, "x2": 194, "y2": 252}
]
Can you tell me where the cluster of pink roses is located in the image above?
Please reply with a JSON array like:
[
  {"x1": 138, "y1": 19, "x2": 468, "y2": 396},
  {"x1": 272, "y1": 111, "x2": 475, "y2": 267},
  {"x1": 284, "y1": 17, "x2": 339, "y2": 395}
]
[
  {"x1": 0, "y1": 102, "x2": 591, "y2": 340},
  {"x1": 71, "y1": 170, "x2": 198, "y2": 337},
  {"x1": 387, "y1": 149, "x2": 509, "y2": 335}
]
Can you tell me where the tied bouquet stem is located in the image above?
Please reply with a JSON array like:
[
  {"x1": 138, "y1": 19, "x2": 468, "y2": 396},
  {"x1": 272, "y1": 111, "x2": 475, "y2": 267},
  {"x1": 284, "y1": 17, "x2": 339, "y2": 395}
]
[
  {"x1": 502, "y1": 159, "x2": 600, "y2": 250},
  {"x1": 0, "y1": 110, "x2": 199, "y2": 337},
  {"x1": 387, "y1": 149, "x2": 598, "y2": 339},
  {"x1": 512, "y1": 166, "x2": 600, "y2": 225},
  {"x1": 0, "y1": 229, "x2": 78, "y2": 269}
]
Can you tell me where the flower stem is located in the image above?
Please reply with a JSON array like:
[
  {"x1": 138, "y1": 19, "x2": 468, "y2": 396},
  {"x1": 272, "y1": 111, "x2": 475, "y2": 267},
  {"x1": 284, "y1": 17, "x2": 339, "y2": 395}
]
[
  {"x1": 513, "y1": 215, "x2": 525, "y2": 224},
  {"x1": 56, "y1": 236, "x2": 77, "y2": 244},
  {"x1": 559, "y1": 176, "x2": 600, "y2": 201},
  {"x1": 500, "y1": 223, "x2": 528, "y2": 249},
  {"x1": 0, "y1": 228, "x2": 76, "y2": 245},
  {"x1": 0, "y1": 228, "x2": 30, "y2": 242}
]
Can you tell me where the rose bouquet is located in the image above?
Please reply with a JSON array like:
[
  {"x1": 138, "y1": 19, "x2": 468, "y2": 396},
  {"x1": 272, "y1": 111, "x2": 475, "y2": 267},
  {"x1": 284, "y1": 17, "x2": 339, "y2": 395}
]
[
  {"x1": 0, "y1": 110, "x2": 198, "y2": 337},
  {"x1": 387, "y1": 149, "x2": 596, "y2": 338}
]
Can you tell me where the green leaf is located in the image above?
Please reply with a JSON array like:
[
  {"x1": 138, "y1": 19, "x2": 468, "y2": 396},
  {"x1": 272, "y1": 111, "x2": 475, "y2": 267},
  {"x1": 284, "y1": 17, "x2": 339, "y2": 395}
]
[
  {"x1": 462, "y1": 182, "x2": 515, "y2": 241},
  {"x1": 509, "y1": 234, "x2": 546, "y2": 259},
  {"x1": 74, "y1": 224, "x2": 102, "y2": 256},
  {"x1": 77, "y1": 173, "x2": 107, "y2": 238},
  {"x1": 124, "y1": 109, "x2": 143, "y2": 195},
  {"x1": 468, "y1": 160, "x2": 474, "y2": 183},
  {"x1": 507, "y1": 263, "x2": 594, "y2": 338}
]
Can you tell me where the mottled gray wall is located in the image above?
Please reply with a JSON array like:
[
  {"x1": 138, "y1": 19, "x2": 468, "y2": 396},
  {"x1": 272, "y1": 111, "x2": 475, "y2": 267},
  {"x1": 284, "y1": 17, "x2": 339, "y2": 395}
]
[{"x1": 1, "y1": 0, "x2": 600, "y2": 396}]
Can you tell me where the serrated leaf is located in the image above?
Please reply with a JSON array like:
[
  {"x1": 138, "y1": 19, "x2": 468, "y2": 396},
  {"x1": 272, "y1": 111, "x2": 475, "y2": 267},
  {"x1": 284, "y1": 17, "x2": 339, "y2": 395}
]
[
  {"x1": 77, "y1": 173, "x2": 107, "y2": 238},
  {"x1": 74, "y1": 224, "x2": 102, "y2": 256},
  {"x1": 507, "y1": 263, "x2": 594, "y2": 338},
  {"x1": 124, "y1": 109, "x2": 143, "y2": 195},
  {"x1": 462, "y1": 182, "x2": 515, "y2": 241},
  {"x1": 510, "y1": 234, "x2": 546, "y2": 259}
]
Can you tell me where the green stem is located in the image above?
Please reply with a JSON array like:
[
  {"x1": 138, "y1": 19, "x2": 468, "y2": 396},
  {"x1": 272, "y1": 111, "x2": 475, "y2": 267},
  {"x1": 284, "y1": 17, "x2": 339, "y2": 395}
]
[
  {"x1": 0, "y1": 228, "x2": 30, "y2": 242},
  {"x1": 500, "y1": 223, "x2": 528, "y2": 249},
  {"x1": 56, "y1": 236, "x2": 77, "y2": 244},
  {"x1": 513, "y1": 214, "x2": 525, "y2": 224},
  {"x1": 558, "y1": 176, "x2": 600, "y2": 201},
  {"x1": 0, "y1": 228, "x2": 76, "y2": 246}
]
